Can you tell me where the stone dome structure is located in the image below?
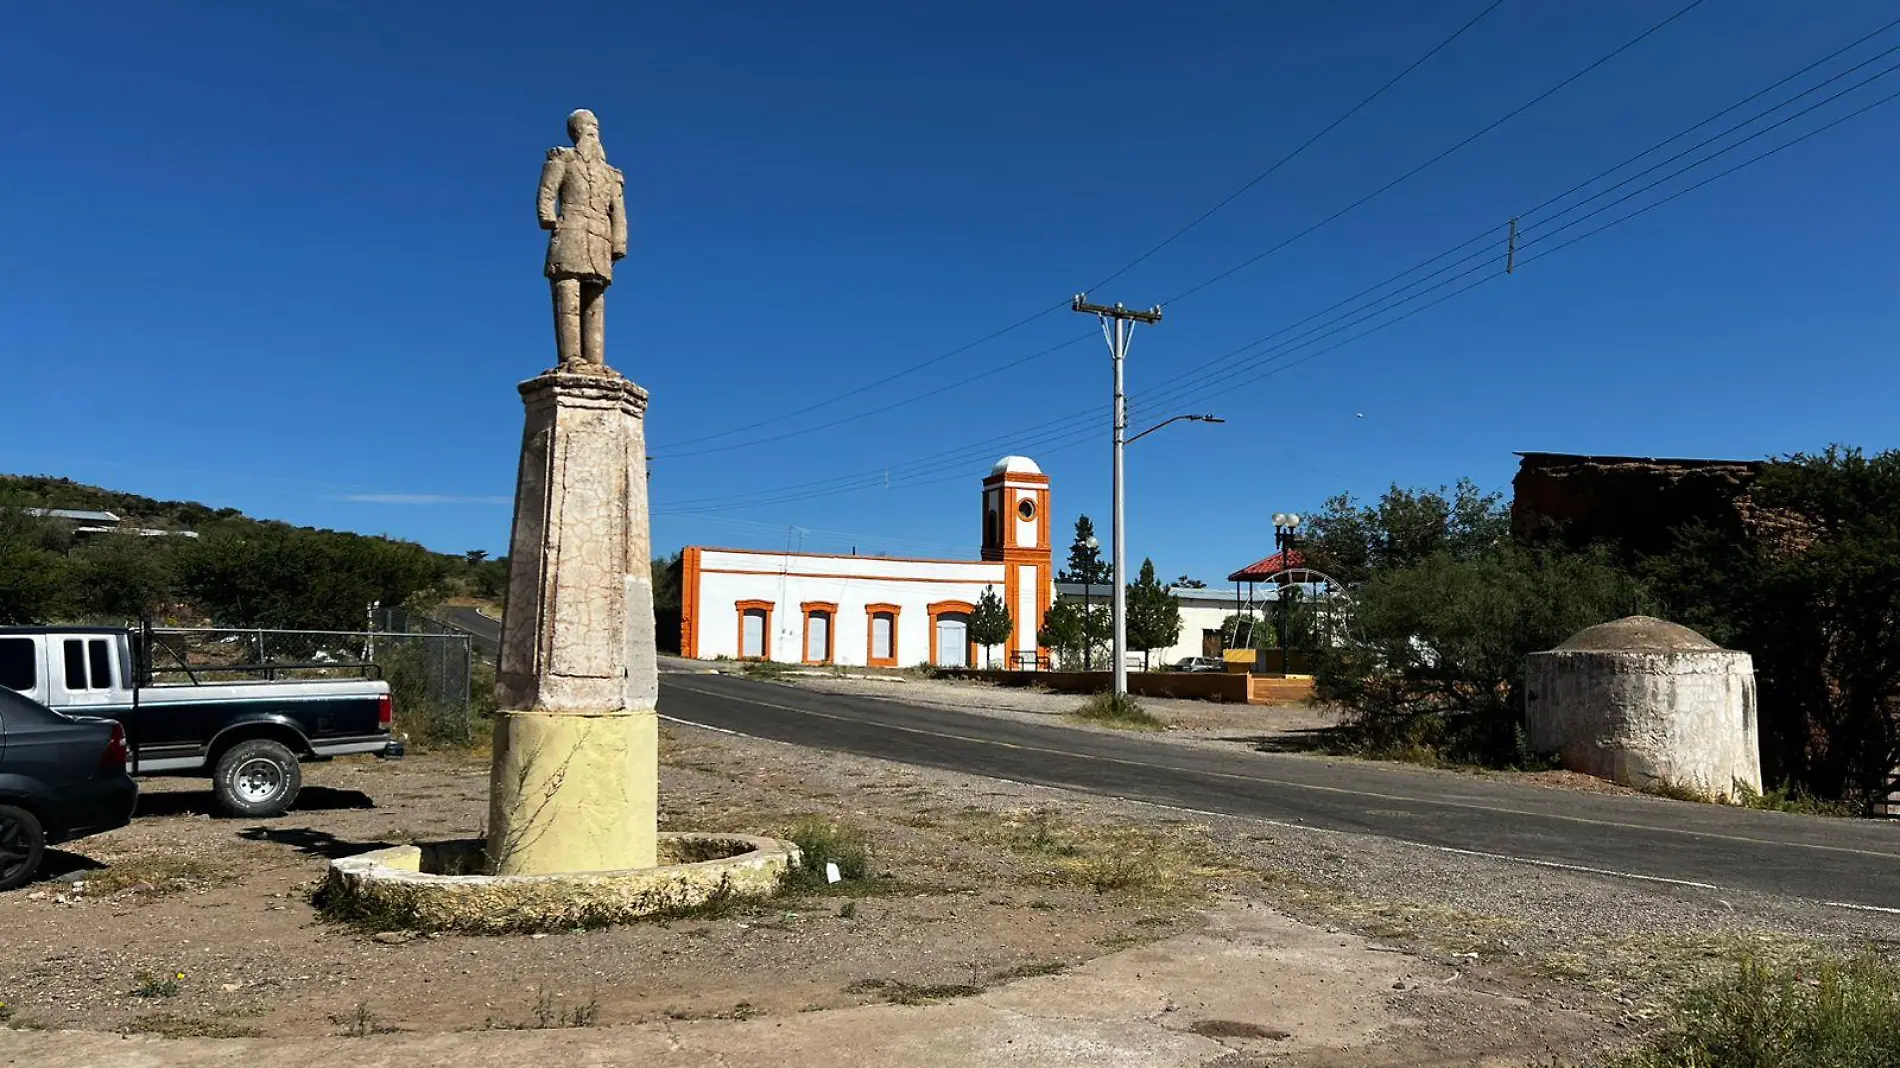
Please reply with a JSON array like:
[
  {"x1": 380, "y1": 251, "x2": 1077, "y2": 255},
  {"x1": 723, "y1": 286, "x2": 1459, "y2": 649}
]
[
  {"x1": 989, "y1": 455, "x2": 1043, "y2": 477},
  {"x1": 1525, "y1": 616, "x2": 1761, "y2": 798}
]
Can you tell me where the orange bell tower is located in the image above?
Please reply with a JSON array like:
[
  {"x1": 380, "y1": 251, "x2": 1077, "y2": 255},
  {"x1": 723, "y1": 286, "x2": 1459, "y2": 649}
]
[{"x1": 981, "y1": 456, "x2": 1053, "y2": 668}]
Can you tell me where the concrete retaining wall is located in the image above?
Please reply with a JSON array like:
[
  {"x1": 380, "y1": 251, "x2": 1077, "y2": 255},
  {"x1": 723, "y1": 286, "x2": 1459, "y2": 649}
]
[{"x1": 948, "y1": 669, "x2": 1313, "y2": 705}]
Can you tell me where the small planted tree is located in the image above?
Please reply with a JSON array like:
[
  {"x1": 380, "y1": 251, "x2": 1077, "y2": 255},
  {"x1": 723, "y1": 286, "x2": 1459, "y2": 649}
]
[
  {"x1": 1037, "y1": 599, "x2": 1086, "y2": 669},
  {"x1": 969, "y1": 585, "x2": 1013, "y2": 669},
  {"x1": 1126, "y1": 558, "x2": 1181, "y2": 670}
]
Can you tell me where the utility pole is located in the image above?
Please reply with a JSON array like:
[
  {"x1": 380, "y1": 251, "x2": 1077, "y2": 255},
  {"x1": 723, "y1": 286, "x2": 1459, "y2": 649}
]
[{"x1": 1072, "y1": 294, "x2": 1162, "y2": 700}]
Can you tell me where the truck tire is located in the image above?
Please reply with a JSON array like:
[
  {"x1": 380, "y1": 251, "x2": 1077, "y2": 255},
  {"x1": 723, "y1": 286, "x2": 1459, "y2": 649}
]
[
  {"x1": 212, "y1": 739, "x2": 303, "y2": 818},
  {"x1": 0, "y1": 804, "x2": 47, "y2": 892}
]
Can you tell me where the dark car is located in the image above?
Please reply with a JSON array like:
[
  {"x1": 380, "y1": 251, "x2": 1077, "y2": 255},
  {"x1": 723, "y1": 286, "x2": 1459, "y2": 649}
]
[{"x1": 0, "y1": 685, "x2": 137, "y2": 891}]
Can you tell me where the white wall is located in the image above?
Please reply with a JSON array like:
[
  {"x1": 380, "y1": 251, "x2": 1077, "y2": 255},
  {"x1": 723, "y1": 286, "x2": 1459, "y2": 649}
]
[
  {"x1": 690, "y1": 549, "x2": 1008, "y2": 667},
  {"x1": 1052, "y1": 584, "x2": 1242, "y2": 668}
]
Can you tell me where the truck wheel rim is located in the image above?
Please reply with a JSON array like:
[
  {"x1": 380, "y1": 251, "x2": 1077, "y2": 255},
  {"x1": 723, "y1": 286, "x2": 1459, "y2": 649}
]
[
  {"x1": 0, "y1": 815, "x2": 29, "y2": 882},
  {"x1": 234, "y1": 758, "x2": 284, "y2": 804}
]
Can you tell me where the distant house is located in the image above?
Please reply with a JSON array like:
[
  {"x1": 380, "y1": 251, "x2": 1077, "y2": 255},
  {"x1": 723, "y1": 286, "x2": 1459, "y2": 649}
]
[
  {"x1": 1052, "y1": 580, "x2": 1237, "y2": 665},
  {"x1": 24, "y1": 507, "x2": 200, "y2": 540}
]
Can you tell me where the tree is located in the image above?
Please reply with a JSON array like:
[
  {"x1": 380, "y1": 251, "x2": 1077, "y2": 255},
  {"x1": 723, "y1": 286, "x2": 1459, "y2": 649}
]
[
  {"x1": 1301, "y1": 480, "x2": 1507, "y2": 586},
  {"x1": 1059, "y1": 516, "x2": 1113, "y2": 668},
  {"x1": 1174, "y1": 575, "x2": 1207, "y2": 589},
  {"x1": 1645, "y1": 446, "x2": 1900, "y2": 806},
  {"x1": 969, "y1": 585, "x2": 1012, "y2": 668},
  {"x1": 0, "y1": 500, "x2": 68, "y2": 625},
  {"x1": 69, "y1": 532, "x2": 177, "y2": 622},
  {"x1": 464, "y1": 549, "x2": 488, "y2": 565},
  {"x1": 1058, "y1": 515, "x2": 1112, "y2": 585},
  {"x1": 176, "y1": 523, "x2": 445, "y2": 630},
  {"x1": 1126, "y1": 558, "x2": 1181, "y2": 669},
  {"x1": 1317, "y1": 543, "x2": 1644, "y2": 765},
  {"x1": 1037, "y1": 600, "x2": 1086, "y2": 669},
  {"x1": 651, "y1": 552, "x2": 683, "y2": 610}
]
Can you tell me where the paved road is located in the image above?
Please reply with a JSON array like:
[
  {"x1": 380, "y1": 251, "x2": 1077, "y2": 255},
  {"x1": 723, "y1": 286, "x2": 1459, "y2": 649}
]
[
  {"x1": 658, "y1": 670, "x2": 1900, "y2": 912},
  {"x1": 438, "y1": 605, "x2": 500, "y2": 656}
]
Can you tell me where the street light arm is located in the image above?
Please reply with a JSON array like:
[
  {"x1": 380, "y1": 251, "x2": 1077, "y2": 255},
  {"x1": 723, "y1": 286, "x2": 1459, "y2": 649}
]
[{"x1": 1125, "y1": 413, "x2": 1225, "y2": 445}]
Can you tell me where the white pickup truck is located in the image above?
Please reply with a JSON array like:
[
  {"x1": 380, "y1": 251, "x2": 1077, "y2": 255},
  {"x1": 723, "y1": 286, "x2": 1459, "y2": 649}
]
[{"x1": 0, "y1": 626, "x2": 402, "y2": 817}]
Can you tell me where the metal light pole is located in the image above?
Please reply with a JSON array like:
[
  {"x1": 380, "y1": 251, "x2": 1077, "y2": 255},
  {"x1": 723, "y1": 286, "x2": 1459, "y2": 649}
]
[{"x1": 1073, "y1": 296, "x2": 1161, "y2": 698}]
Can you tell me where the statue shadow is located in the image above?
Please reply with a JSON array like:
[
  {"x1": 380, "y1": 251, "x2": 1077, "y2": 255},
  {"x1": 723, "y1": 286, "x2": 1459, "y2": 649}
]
[{"x1": 238, "y1": 826, "x2": 394, "y2": 860}]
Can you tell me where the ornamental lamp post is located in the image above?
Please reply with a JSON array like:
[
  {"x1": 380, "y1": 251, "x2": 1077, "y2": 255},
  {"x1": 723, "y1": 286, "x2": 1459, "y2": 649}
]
[
  {"x1": 1271, "y1": 512, "x2": 1301, "y2": 674},
  {"x1": 1082, "y1": 533, "x2": 1099, "y2": 672}
]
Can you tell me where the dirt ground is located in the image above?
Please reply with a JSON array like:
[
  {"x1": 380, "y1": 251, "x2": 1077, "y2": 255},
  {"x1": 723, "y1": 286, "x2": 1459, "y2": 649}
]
[{"x1": 0, "y1": 716, "x2": 1878, "y2": 1064}]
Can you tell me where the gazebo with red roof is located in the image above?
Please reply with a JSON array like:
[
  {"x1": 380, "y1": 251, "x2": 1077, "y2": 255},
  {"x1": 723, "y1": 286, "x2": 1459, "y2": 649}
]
[{"x1": 1226, "y1": 549, "x2": 1305, "y2": 584}]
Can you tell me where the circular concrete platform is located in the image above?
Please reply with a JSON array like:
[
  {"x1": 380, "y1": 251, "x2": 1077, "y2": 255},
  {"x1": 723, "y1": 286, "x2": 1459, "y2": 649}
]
[{"x1": 319, "y1": 833, "x2": 799, "y2": 933}]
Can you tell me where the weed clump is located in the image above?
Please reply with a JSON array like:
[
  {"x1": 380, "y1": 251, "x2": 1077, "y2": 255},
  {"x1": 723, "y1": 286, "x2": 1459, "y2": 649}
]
[
  {"x1": 1610, "y1": 953, "x2": 1900, "y2": 1068},
  {"x1": 1069, "y1": 693, "x2": 1164, "y2": 731},
  {"x1": 781, "y1": 820, "x2": 874, "y2": 893}
]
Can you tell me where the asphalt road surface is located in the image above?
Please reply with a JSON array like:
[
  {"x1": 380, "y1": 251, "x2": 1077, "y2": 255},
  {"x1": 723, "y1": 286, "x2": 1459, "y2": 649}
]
[
  {"x1": 438, "y1": 605, "x2": 500, "y2": 656},
  {"x1": 658, "y1": 669, "x2": 1900, "y2": 912}
]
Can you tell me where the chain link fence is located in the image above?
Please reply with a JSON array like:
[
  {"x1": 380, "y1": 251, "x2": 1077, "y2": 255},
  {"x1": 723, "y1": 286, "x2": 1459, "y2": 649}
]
[{"x1": 150, "y1": 610, "x2": 480, "y2": 746}]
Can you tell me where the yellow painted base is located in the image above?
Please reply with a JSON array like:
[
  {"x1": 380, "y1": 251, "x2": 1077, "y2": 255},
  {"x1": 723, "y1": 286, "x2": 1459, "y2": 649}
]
[{"x1": 486, "y1": 708, "x2": 657, "y2": 875}]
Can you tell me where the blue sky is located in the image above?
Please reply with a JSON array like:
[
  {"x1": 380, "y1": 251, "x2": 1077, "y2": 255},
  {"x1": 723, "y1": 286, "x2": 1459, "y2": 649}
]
[{"x1": 4, "y1": 1, "x2": 1898, "y2": 583}]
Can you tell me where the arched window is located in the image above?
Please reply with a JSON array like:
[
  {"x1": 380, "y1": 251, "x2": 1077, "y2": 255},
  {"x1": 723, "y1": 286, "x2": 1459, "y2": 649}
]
[
  {"x1": 801, "y1": 601, "x2": 838, "y2": 665},
  {"x1": 866, "y1": 604, "x2": 901, "y2": 667},
  {"x1": 736, "y1": 600, "x2": 773, "y2": 660}
]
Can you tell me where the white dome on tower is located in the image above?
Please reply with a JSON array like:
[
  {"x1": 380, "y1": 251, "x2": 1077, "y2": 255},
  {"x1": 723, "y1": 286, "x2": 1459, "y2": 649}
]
[{"x1": 989, "y1": 455, "x2": 1043, "y2": 477}]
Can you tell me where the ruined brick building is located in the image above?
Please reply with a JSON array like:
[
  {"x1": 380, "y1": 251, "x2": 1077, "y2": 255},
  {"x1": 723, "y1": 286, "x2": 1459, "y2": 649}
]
[{"x1": 1511, "y1": 452, "x2": 1809, "y2": 560}]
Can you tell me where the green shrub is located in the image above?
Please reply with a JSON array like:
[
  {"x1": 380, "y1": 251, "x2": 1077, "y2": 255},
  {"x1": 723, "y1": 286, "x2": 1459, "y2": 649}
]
[
  {"x1": 1070, "y1": 692, "x2": 1163, "y2": 731},
  {"x1": 782, "y1": 821, "x2": 873, "y2": 892},
  {"x1": 1610, "y1": 954, "x2": 1900, "y2": 1068},
  {"x1": 1317, "y1": 544, "x2": 1643, "y2": 768}
]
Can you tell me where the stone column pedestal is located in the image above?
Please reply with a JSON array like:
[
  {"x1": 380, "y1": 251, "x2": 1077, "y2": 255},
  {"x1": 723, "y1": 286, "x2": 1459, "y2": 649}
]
[{"x1": 488, "y1": 370, "x2": 658, "y2": 875}]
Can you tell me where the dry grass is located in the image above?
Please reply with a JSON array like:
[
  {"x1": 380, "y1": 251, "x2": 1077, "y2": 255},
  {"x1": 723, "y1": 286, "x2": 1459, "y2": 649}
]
[
  {"x1": 83, "y1": 856, "x2": 226, "y2": 897},
  {"x1": 1254, "y1": 867, "x2": 1523, "y2": 958},
  {"x1": 1607, "y1": 953, "x2": 1900, "y2": 1068},
  {"x1": 1540, "y1": 928, "x2": 1826, "y2": 1021},
  {"x1": 122, "y1": 1013, "x2": 263, "y2": 1039},
  {"x1": 972, "y1": 808, "x2": 1236, "y2": 903}
]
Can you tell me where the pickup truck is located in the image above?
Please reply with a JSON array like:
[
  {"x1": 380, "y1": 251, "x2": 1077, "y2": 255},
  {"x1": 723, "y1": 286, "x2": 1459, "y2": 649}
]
[{"x1": 0, "y1": 626, "x2": 403, "y2": 818}]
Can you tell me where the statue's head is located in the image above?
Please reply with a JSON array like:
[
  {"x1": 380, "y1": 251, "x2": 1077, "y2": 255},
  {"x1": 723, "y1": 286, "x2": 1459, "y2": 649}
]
[{"x1": 567, "y1": 109, "x2": 600, "y2": 144}]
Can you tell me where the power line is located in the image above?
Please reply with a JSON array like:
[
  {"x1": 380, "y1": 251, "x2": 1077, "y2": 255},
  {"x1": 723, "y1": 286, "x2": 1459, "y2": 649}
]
[
  {"x1": 1082, "y1": 0, "x2": 1508, "y2": 294},
  {"x1": 650, "y1": 19, "x2": 1900, "y2": 514},
  {"x1": 1156, "y1": 0, "x2": 1711, "y2": 307},
  {"x1": 654, "y1": 0, "x2": 1710, "y2": 460},
  {"x1": 658, "y1": 1, "x2": 1508, "y2": 453}
]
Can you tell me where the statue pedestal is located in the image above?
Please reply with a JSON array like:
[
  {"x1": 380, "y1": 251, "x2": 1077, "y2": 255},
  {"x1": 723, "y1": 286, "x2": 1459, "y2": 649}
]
[{"x1": 488, "y1": 370, "x2": 657, "y2": 874}]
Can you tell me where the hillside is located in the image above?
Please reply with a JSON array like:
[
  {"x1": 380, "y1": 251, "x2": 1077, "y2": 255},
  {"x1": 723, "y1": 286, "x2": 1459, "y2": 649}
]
[{"x1": 0, "y1": 473, "x2": 507, "y2": 628}]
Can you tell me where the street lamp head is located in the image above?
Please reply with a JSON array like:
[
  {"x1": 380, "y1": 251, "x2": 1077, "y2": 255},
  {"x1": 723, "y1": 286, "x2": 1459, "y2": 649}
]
[
  {"x1": 1083, "y1": 535, "x2": 1099, "y2": 551},
  {"x1": 1195, "y1": 414, "x2": 1226, "y2": 424}
]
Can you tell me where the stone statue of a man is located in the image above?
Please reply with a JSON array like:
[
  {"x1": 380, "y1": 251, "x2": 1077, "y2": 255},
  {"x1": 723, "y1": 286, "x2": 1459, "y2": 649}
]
[{"x1": 538, "y1": 109, "x2": 628, "y2": 372}]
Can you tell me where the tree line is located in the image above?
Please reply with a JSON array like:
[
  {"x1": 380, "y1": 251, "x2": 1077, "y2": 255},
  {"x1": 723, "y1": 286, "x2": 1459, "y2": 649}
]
[
  {"x1": 1298, "y1": 446, "x2": 1900, "y2": 811},
  {"x1": 0, "y1": 478, "x2": 507, "y2": 630}
]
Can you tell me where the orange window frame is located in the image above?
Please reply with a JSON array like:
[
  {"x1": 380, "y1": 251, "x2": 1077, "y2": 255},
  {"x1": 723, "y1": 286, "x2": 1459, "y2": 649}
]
[
  {"x1": 735, "y1": 599, "x2": 774, "y2": 661},
  {"x1": 926, "y1": 599, "x2": 977, "y2": 668},
  {"x1": 800, "y1": 601, "x2": 839, "y2": 665},
  {"x1": 865, "y1": 603, "x2": 901, "y2": 668}
]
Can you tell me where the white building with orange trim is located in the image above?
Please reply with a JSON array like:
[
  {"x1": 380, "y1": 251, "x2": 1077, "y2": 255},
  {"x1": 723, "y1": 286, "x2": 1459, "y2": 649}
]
[{"x1": 680, "y1": 457, "x2": 1053, "y2": 669}]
